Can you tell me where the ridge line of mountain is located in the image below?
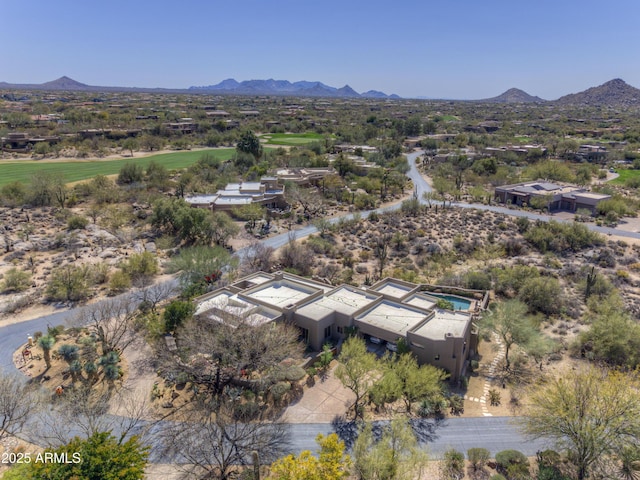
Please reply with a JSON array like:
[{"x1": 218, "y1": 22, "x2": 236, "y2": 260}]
[{"x1": 1, "y1": 76, "x2": 639, "y2": 105}]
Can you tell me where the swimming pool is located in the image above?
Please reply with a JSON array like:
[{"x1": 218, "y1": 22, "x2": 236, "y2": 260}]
[{"x1": 429, "y1": 293, "x2": 472, "y2": 311}]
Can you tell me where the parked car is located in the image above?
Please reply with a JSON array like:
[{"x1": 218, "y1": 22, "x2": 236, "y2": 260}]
[
  {"x1": 386, "y1": 342, "x2": 398, "y2": 352},
  {"x1": 369, "y1": 336, "x2": 382, "y2": 344}
]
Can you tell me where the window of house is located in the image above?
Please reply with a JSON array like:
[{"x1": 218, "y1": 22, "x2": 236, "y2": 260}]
[
  {"x1": 337, "y1": 326, "x2": 343, "y2": 334},
  {"x1": 324, "y1": 326, "x2": 331, "y2": 338},
  {"x1": 300, "y1": 327, "x2": 309, "y2": 344}
]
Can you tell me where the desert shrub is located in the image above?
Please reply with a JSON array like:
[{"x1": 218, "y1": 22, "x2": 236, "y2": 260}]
[
  {"x1": 464, "y1": 270, "x2": 491, "y2": 290},
  {"x1": 1, "y1": 268, "x2": 31, "y2": 293},
  {"x1": 495, "y1": 450, "x2": 529, "y2": 478},
  {"x1": 270, "y1": 381, "x2": 291, "y2": 404},
  {"x1": 108, "y1": 270, "x2": 131, "y2": 294},
  {"x1": 283, "y1": 365, "x2": 306, "y2": 382},
  {"x1": 449, "y1": 394, "x2": 464, "y2": 415},
  {"x1": 0, "y1": 181, "x2": 27, "y2": 206},
  {"x1": 442, "y1": 448, "x2": 465, "y2": 480},
  {"x1": 518, "y1": 276, "x2": 562, "y2": 315},
  {"x1": 91, "y1": 263, "x2": 110, "y2": 285},
  {"x1": 163, "y1": 300, "x2": 195, "y2": 332},
  {"x1": 524, "y1": 220, "x2": 603, "y2": 253},
  {"x1": 117, "y1": 162, "x2": 144, "y2": 185},
  {"x1": 492, "y1": 265, "x2": 539, "y2": 297},
  {"x1": 46, "y1": 264, "x2": 93, "y2": 302},
  {"x1": 306, "y1": 235, "x2": 334, "y2": 255},
  {"x1": 436, "y1": 298, "x2": 455, "y2": 310},
  {"x1": 468, "y1": 447, "x2": 491, "y2": 471},
  {"x1": 536, "y1": 450, "x2": 571, "y2": 480},
  {"x1": 67, "y1": 215, "x2": 89, "y2": 230},
  {"x1": 120, "y1": 251, "x2": 158, "y2": 286},
  {"x1": 596, "y1": 197, "x2": 634, "y2": 217}
]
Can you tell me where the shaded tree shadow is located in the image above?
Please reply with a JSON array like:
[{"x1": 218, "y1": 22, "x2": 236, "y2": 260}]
[
  {"x1": 409, "y1": 417, "x2": 445, "y2": 444},
  {"x1": 331, "y1": 414, "x2": 362, "y2": 450},
  {"x1": 332, "y1": 415, "x2": 443, "y2": 450}
]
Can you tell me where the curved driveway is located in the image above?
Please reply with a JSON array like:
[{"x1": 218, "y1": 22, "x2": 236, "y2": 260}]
[{"x1": 3, "y1": 150, "x2": 625, "y2": 459}]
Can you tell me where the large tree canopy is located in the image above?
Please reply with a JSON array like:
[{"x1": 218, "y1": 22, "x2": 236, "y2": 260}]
[{"x1": 521, "y1": 367, "x2": 640, "y2": 480}]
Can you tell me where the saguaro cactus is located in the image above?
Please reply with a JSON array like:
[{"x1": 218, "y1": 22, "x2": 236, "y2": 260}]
[{"x1": 585, "y1": 266, "x2": 597, "y2": 301}]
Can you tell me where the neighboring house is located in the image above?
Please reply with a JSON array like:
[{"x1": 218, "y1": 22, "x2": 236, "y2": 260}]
[
  {"x1": 483, "y1": 144, "x2": 547, "y2": 159},
  {"x1": 162, "y1": 119, "x2": 196, "y2": 134},
  {"x1": 194, "y1": 271, "x2": 489, "y2": 381},
  {"x1": 185, "y1": 177, "x2": 287, "y2": 213},
  {"x1": 494, "y1": 181, "x2": 611, "y2": 213},
  {"x1": 273, "y1": 167, "x2": 335, "y2": 186},
  {"x1": 575, "y1": 144, "x2": 607, "y2": 163},
  {"x1": 1, "y1": 132, "x2": 60, "y2": 152}
]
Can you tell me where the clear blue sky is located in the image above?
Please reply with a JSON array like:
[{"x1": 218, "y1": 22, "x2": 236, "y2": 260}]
[{"x1": 2, "y1": 0, "x2": 638, "y2": 100}]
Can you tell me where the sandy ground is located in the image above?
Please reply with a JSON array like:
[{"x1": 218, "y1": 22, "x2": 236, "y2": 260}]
[{"x1": 0, "y1": 147, "x2": 223, "y2": 164}]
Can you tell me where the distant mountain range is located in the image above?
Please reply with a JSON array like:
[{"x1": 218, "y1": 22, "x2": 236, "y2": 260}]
[
  {"x1": 189, "y1": 78, "x2": 400, "y2": 98},
  {"x1": 1, "y1": 76, "x2": 640, "y2": 106}
]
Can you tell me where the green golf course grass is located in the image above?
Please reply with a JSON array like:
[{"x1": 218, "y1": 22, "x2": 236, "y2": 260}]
[
  {"x1": 610, "y1": 168, "x2": 640, "y2": 185},
  {"x1": 260, "y1": 132, "x2": 326, "y2": 146},
  {"x1": 0, "y1": 149, "x2": 235, "y2": 187}
]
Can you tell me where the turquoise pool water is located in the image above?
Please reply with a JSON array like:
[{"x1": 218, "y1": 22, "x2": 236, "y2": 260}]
[{"x1": 429, "y1": 293, "x2": 472, "y2": 311}]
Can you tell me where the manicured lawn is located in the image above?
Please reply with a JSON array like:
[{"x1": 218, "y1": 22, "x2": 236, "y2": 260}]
[
  {"x1": 260, "y1": 132, "x2": 326, "y2": 146},
  {"x1": 609, "y1": 168, "x2": 640, "y2": 185},
  {"x1": 0, "y1": 149, "x2": 234, "y2": 187}
]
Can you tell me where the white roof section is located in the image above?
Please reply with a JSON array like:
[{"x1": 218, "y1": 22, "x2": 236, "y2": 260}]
[
  {"x1": 194, "y1": 290, "x2": 279, "y2": 327},
  {"x1": 369, "y1": 279, "x2": 418, "y2": 300},
  {"x1": 244, "y1": 279, "x2": 320, "y2": 309},
  {"x1": 214, "y1": 195, "x2": 253, "y2": 205},
  {"x1": 185, "y1": 194, "x2": 218, "y2": 204},
  {"x1": 355, "y1": 300, "x2": 429, "y2": 337},
  {"x1": 297, "y1": 286, "x2": 379, "y2": 319},
  {"x1": 412, "y1": 309, "x2": 470, "y2": 340},
  {"x1": 403, "y1": 292, "x2": 438, "y2": 311}
]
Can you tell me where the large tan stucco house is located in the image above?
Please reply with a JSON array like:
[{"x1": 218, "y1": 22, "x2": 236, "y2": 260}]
[{"x1": 193, "y1": 271, "x2": 489, "y2": 381}]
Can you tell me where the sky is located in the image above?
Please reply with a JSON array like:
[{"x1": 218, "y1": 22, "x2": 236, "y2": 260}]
[{"x1": 1, "y1": 0, "x2": 639, "y2": 100}]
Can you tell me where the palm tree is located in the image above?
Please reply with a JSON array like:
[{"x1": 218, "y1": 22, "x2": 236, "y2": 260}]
[
  {"x1": 84, "y1": 361, "x2": 98, "y2": 383},
  {"x1": 38, "y1": 335, "x2": 56, "y2": 369},
  {"x1": 57, "y1": 344, "x2": 79, "y2": 364},
  {"x1": 69, "y1": 360, "x2": 83, "y2": 383},
  {"x1": 619, "y1": 447, "x2": 640, "y2": 480}
]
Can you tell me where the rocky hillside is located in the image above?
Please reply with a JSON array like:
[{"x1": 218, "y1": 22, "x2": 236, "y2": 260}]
[
  {"x1": 554, "y1": 78, "x2": 640, "y2": 106},
  {"x1": 481, "y1": 88, "x2": 544, "y2": 103}
]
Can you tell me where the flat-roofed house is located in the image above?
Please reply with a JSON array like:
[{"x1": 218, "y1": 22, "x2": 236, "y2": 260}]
[
  {"x1": 494, "y1": 181, "x2": 610, "y2": 213},
  {"x1": 184, "y1": 177, "x2": 287, "y2": 213},
  {"x1": 193, "y1": 271, "x2": 488, "y2": 381}
]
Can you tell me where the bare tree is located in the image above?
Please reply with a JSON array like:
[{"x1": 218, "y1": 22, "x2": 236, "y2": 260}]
[
  {"x1": 279, "y1": 234, "x2": 314, "y2": 277},
  {"x1": 158, "y1": 399, "x2": 290, "y2": 480},
  {"x1": 239, "y1": 241, "x2": 275, "y2": 276},
  {"x1": 36, "y1": 383, "x2": 152, "y2": 447},
  {"x1": 286, "y1": 184, "x2": 325, "y2": 219},
  {"x1": 72, "y1": 296, "x2": 139, "y2": 355},
  {"x1": 0, "y1": 369, "x2": 42, "y2": 441},
  {"x1": 133, "y1": 281, "x2": 178, "y2": 315},
  {"x1": 163, "y1": 313, "x2": 303, "y2": 398}
]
